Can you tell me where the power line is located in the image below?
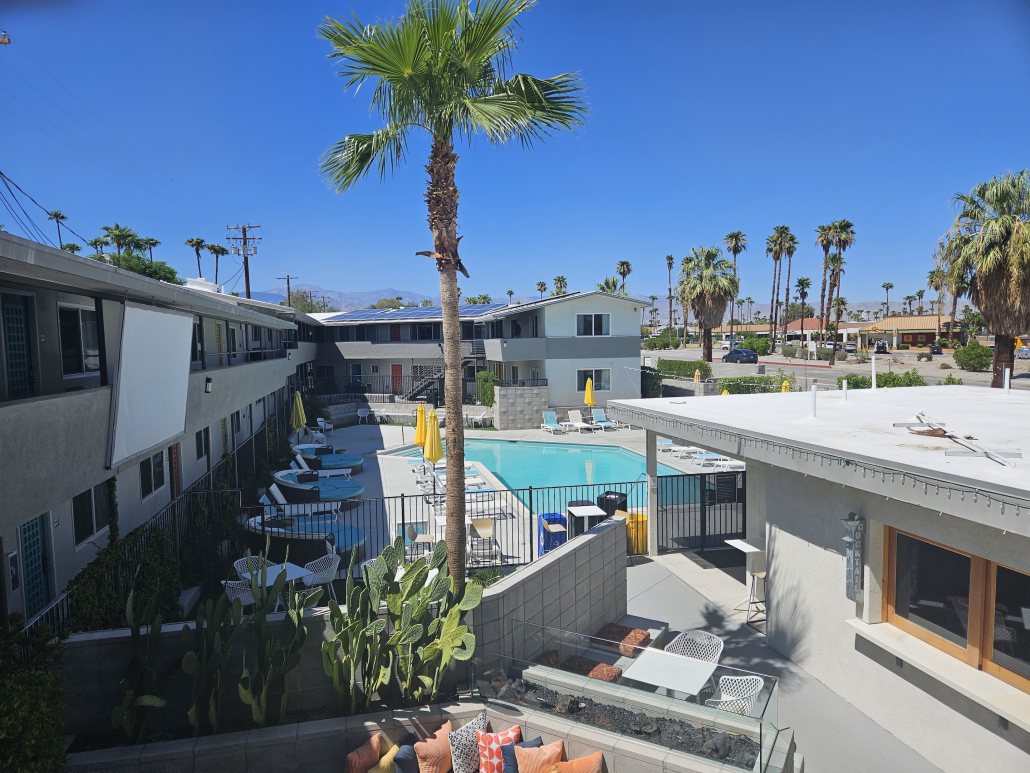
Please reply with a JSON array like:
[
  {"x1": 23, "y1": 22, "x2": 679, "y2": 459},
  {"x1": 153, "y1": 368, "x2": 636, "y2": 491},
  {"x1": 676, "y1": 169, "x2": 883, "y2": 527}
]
[
  {"x1": 0, "y1": 170, "x2": 90, "y2": 245},
  {"x1": 0, "y1": 175, "x2": 54, "y2": 246},
  {"x1": 226, "y1": 225, "x2": 260, "y2": 299}
]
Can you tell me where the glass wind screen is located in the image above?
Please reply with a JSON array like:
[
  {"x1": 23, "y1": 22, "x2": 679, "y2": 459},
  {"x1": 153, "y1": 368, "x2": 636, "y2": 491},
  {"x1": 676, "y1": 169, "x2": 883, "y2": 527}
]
[
  {"x1": 59, "y1": 307, "x2": 83, "y2": 374},
  {"x1": 991, "y1": 566, "x2": 1030, "y2": 680},
  {"x1": 894, "y1": 533, "x2": 971, "y2": 648},
  {"x1": 81, "y1": 309, "x2": 100, "y2": 372}
]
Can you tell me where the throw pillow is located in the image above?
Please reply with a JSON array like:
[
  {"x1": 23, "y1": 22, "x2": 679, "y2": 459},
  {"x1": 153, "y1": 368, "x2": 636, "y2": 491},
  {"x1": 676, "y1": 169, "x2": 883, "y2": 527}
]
[
  {"x1": 477, "y1": 725, "x2": 522, "y2": 773},
  {"x1": 555, "y1": 752, "x2": 603, "y2": 773},
  {"x1": 347, "y1": 734, "x2": 382, "y2": 773},
  {"x1": 369, "y1": 743, "x2": 402, "y2": 773},
  {"x1": 501, "y1": 737, "x2": 543, "y2": 773},
  {"x1": 415, "y1": 721, "x2": 453, "y2": 773},
  {"x1": 393, "y1": 734, "x2": 419, "y2": 773},
  {"x1": 513, "y1": 740, "x2": 564, "y2": 773},
  {"x1": 448, "y1": 712, "x2": 488, "y2": 773}
]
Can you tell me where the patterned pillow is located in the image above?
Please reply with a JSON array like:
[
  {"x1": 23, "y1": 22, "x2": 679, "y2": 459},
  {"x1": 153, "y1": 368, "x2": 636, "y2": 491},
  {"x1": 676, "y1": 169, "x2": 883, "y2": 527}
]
[
  {"x1": 448, "y1": 712, "x2": 488, "y2": 773},
  {"x1": 513, "y1": 740, "x2": 564, "y2": 773},
  {"x1": 347, "y1": 734, "x2": 382, "y2": 773},
  {"x1": 501, "y1": 737, "x2": 542, "y2": 773},
  {"x1": 555, "y1": 752, "x2": 603, "y2": 773},
  {"x1": 477, "y1": 725, "x2": 522, "y2": 773},
  {"x1": 415, "y1": 721, "x2": 452, "y2": 773}
]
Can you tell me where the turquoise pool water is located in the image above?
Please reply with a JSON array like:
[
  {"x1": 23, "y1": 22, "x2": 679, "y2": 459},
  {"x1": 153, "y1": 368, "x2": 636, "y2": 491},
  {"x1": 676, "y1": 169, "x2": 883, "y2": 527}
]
[{"x1": 394, "y1": 439, "x2": 679, "y2": 489}]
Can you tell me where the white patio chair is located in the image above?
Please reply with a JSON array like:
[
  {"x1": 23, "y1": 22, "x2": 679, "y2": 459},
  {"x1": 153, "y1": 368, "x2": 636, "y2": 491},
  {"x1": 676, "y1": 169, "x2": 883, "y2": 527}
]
[
  {"x1": 357, "y1": 408, "x2": 373, "y2": 424},
  {"x1": 566, "y1": 409, "x2": 600, "y2": 433},
  {"x1": 268, "y1": 484, "x2": 289, "y2": 506},
  {"x1": 234, "y1": 555, "x2": 274, "y2": 579},
  {"x1": 665, "y1": 629, "x2": 724, "y2": 663},
  {"x1": 704, "y1": 675, "x2": 765, "y2": 716},
  {"x1": 466, "y1": 410, "x2": 490, "y2": 428},
  {"x1": 468, "y1": 517, "x2": 501, "y2": 564},
  {"x1": 406, "y1": 524, "x2": 436, "y2": 560},
  {"x1": 222, "y1": 580, "x2": 255, "y2": 609},
  {"x1": 317, "y1": 417, "x2": 334, "y2": 436},
  {"x1": 302, "y1": 553, "x2": 341, "y2": 603}
]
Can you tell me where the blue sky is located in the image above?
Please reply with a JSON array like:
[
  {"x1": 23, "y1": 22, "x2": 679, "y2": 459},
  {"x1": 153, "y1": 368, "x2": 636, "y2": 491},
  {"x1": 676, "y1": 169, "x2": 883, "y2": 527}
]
[{"x1": 2, "y1": 0, "x2": 1028, "y2": 308}]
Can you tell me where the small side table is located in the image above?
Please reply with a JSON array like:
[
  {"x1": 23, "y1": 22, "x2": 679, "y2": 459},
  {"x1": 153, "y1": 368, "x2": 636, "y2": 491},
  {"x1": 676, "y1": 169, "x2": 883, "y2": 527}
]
[{"x1": 725, "y1": 538, "x2": 766, "y2": 623}]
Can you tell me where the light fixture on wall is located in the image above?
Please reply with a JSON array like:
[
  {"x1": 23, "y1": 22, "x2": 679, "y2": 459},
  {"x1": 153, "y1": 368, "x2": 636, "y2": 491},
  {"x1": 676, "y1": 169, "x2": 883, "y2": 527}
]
[
  {"x1": 205, "y1": 377, "x2": 213, "y2": 394},
  {"x1": 288, "y1": 352, "x2": 292, "y2": 360}
]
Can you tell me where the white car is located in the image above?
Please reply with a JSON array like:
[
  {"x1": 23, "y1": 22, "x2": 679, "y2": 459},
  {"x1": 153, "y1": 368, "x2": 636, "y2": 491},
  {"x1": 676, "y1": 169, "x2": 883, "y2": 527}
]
[
  {"x1": 720, "y1": 342, "x2": 731, "y2": 350},
  {"x1": 1017, "y1": 346, "x2": 1030, "y2": 360}
]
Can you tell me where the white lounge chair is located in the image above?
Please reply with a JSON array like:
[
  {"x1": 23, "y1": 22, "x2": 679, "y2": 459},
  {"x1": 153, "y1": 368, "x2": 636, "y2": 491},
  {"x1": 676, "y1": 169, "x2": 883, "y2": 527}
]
[
  {"x1": 541, "y1": 411, "x2": 567, "y2": 434},
  {"x1": 294, "y1": 453, "x2": 351, "y2": 479},
  {"x1": 566, "y1": 409, "x2": 599, "y2": 433}
]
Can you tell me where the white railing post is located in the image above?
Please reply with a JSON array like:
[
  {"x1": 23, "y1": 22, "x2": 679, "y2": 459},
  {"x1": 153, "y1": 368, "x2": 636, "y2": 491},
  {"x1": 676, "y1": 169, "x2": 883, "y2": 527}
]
[
  {"x1": 810, "y1": 384, "x2": 818, "y2": 418},
  {"x1": 1004, "y1": 367, "x2": 1011, "y2": 393},
  {"x1": 871, "y1": 354, "x2": 877, "y2": 390},
  {"x1": 843, "y1": 379, "x2": 848, "y2": 401}
]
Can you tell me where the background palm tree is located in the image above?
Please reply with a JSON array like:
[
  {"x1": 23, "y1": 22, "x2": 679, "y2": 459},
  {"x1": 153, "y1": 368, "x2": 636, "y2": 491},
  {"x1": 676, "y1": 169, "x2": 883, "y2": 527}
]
[
  {"x1": 536, "y1": 281, "x2": 548, "y2": 298},
  {"x1": 915, "y1": 289, "x2": 925, "y2": 315},
  {"x1": 552, "y1": 275, "x2": 567, "y2": 295},
  {"x1": 185, "y1": 238, "x2": 207, "y2": 278},
  {"x1": 779, "y1": 229, "x2": 799, "y2": 349},
  {"x1": 827, "y1": 220, "x2": 855, "y2": 365},
  {"x1": 506, "y1": 289, "x2": 514, "y2": 304},
  {"x1": 206, "y1": 244, "x2": 229, "y2": 285},
  {"x1": 596, "y1": 276, "x2": 620, "y2": 294},
  {"x1": 61, "y1": 243, "x2": 81, "y2": 254},
  {"x1": 736, "y1": 298, "x2": 745, "y2": 324},
  {"x1": 138, "y1": 237, "x2": 161, "y2": 262},
  {"x1": 764, "y1": 226, "x2": 791, "y2": 350},
  {"x1": 814, "y1": 224, "x2": 835, "y2": 346},
  {"x1": 87, "y1": 236, "x2": 108, "y2": 255},
  {"x1": 679, "y1": 246, "x2": 738, "y2": 362},
  {"x1": 832, "y1": 296, "x2": 849, "y2": 350},
  {"x1": 745, "y1": 296, "x2": 754, "y2": 323},
  {"x1": 46, "y1": 210, "x2": 67, "y2": 247},
  {"x1": 615, "y1": 260, "x2": 632, "y2": 293},
  {"x1": 903, "y1": 294, "x2": 915, "y2": 314},
  {"x1": 103, "y1": 224, "x2": 137, "y2": 256},
  {"x1": 723, "y1": 231, "x2": 747, "y2": 345},
  {"x1": 665, "y1": 254, "x2": 675, "y2": 336},
  {"x1": 795, "y1": 276, "x2": 812, "y2": 350},
  {"x1": 882, "y1": 282, "x2": 894, "y2": 317},
  {"x1": 927, "y1": 267, "x2": 946, "y2": 341}
]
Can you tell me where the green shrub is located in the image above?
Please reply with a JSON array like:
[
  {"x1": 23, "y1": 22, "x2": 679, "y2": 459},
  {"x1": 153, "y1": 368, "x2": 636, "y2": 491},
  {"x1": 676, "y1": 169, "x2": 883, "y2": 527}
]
[
  {"x1": 854, "y1": 350, "x2": 869, "y2": 363},
  {"x1": 816, "y1": 348, "x2": 832, "y2": 361},
  {"x1": 835, "y1": 350, "x2": 848, "y2": 362},
  {"x1": 741, "y1": 336, "x2": 770, "y2": 356},
  {"x1": 938, "y1": 373, "x2": 964, "y2": 385},
  {"x1": 657, "y1": 359, "x2": 713, "y2": 380},
  {"x1": 476, "y1": 370, "x2": 495, "y2": 406},
  {"x1": 781, "y1": 345, "x2": 797, "y2": 358},
  {"x1": 836, "y1": 369, "x2": 927, "y2": 390},
  {"x1": 718, "y1": 376, "x2": 788, "y2": 394},
  {"x1": 954, "y1": 339, "x2": 993, "y2": 371},
  {"x1": 301, "y1": 394, "x2": 331, "y2": 424},
  {"x1": 640, "y1": 366, "x2": 663, "y2": 398},
  {"x1": 0, "y1": 614, "x2": 65, "y2": 773},
  {"x1": 896, "y1": 343, "x2": 910, "y2": 350},
  {"x1": 643, "y1": 335, "x2": 681, "y2": 350},
  {"x1": 917, "y1": 352, "x2": 933, "y2": 362}
]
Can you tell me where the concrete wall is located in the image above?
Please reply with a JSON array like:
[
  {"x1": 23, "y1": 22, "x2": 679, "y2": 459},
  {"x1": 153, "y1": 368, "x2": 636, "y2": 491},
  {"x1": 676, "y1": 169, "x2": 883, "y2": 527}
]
[
  {"x1": 758, "y1": 466, "x2": 1030, "y2": 773},
  {"x1": 492, "y1": 384, "x2": 550, "y2": 430},
  {"x1": 470, "y1": 518, "x2": 628, "y2": 665}
]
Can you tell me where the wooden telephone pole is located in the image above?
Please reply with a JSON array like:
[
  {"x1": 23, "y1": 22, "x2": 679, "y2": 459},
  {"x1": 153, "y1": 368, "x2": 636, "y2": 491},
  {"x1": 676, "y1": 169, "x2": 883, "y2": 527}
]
[
  {"x1": 226, "y1": 224, "x2": 261, "y2": 299},
  {"x1": 278, "y1": 274, "x2": 297, "y2": 306}
]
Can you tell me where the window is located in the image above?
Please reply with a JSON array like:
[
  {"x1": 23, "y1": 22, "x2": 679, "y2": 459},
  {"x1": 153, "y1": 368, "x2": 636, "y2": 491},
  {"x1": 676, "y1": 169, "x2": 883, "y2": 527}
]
[
  {"x1": 530, "y1": 315, "x2": 539, "y2": 338},
  {"x1": 892, "y1": 532, "x2": 972, "y2": 649},
  {"x1": 316, "y1": 365, "x2": 336, "y2": 379},
  {"x1": 489, "y1": 320, "x2": 504, "y2": 338},
  {"x1": 370, "y1": 364, "x2": 379, "y2": 374},
  {"x1": 350, "y1": 363, "x2": 362, "y2": 378},
  {"x1": 413, "y1": 322, "x2": 442, "y2": 341},
  {"x1": 228, "y1": 327, "x2": 237, "y2": 356},
  {"x1": 356, "y1": 325, "x2": 377, "y2": 342},
  {"x1": 195, "y1": 427, "x2": 210, "y2": 461},
  {"x1": 987, "y1": 564, "x2": 1030, "y2": 685},
  {"x1": 337, "y1": 326, "x2": 351, "y2": 342},
  {"x1": 231, "y1": 410, "x2": 241, "y2": 435},
  {"x1": 576, "y1": 313, "x2": 610, "y2": 336},
  {"x1": 140, "y1": 450, "x2": 165, "y2": 500},
  {"x1": 72, "y1": 480, "x2": 111, "y2": 546},
  {"x1": 58, "y1": 306, "x2": 99, "y2": 376},
  {"x1": 577, "y1": 368, "x2": 611, "y2": 391},
  {"x1": 461, "y1": 321, "x2": 474, "y2": 340}
]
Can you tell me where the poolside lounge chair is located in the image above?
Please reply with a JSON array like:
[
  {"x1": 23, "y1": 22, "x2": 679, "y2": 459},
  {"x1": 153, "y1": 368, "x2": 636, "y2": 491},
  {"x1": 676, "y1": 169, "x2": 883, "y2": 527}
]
[
  {"x1": 591, "y1": 409, "x2": 619, "y2": 431},
  {"x1": 465, "y1": 410, "x2": 491, "y2": 428},
  {"x1": 317, "y1": 417, "x2": 334, "y2": 436},
  {"x1": 541, "y1": 411, "x2": 567, "y2": 434},
  {"x1": 566, "y1": 409, "x2": 600, "y2": 433},
  {"x1": 294, "y1": 453, "x2": 351, "y2": 479}
]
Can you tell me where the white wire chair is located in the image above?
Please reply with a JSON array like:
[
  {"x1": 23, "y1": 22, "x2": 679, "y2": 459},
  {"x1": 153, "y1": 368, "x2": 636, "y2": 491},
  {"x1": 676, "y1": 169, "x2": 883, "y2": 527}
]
[
  {"x1": 665, "y1": 630, "x2": 724, "y2": 663},
  {"x1": 302, "y1": 553, "x2": 341, "y2": 603},
  {"x1": 234, "y1": 555, "x2": 274, "y2": 579},
  {"x1": 222, "y1": 580, "x2": 255, "y2": 609},
  {"x1": 704, "y1": 675, "x2": 765, "y2": 716}
]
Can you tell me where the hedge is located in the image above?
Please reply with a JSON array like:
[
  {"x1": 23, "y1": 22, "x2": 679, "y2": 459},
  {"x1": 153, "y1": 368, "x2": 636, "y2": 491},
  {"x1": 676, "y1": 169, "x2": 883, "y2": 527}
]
[
  {"x1": 954, "y1": 340, "x2": 993, "y2": 371},
  {"x1": 641, "y1": 366, "x2": 663, "y2": 398},
  {"x1": 657, "y1": 359, "x2": 713, "y2": 380},
  {"x1": 718, "y1": 375, "x2": 791, "y2": 394},
  {"x1": 836, "y1": 369, "x2": 927, "y2": 389},
  {"x1": 896, "y1": 343, "x2": 910, "y2": 350},
  {"x1": 741, "y1": 337, "x2": 770, "y2": 356},
  {"x1": 781, "y1": 345, "x2": 797, "y2": 358},
  {"x1": 643, "y1": 336, "x2": 682, "y2": 350}
]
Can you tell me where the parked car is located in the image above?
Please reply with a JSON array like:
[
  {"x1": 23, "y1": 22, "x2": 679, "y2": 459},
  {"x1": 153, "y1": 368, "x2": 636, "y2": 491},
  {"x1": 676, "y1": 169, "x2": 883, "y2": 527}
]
[
  {"x1": 874, "y1": 340, "x2": 889, "y2": 355},
  {"x1": 723, "y1": 348, "x2": 758, "y2": 364},
  {"x1": 845, "y1": 343, "x2": 857, "y2": 353},
  {"x1": 1016, "y1": 346, "x2": 1030, "y2": 360},
  {"x1": 930, "y1": 344, "x2": 943, "y2": 355},
  {"x1": 720, "y1": 342, "x2": 731, "y2": 350}
]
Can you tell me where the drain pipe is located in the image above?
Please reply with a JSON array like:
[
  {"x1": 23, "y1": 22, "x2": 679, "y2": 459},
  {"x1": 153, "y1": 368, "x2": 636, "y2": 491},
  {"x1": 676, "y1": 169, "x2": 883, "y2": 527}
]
[
  {"x1": 810, "y1": 384, "x2": 818, "y2": 418},
  {"x1": 871, "y1": 354, "x2": 877, "y2": 390}
]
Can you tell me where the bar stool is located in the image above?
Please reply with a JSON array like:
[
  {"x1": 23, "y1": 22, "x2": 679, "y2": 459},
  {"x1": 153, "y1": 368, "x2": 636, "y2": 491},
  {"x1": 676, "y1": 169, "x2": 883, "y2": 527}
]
[{"x1": 745, "y1": 571, "x2": 766, "y2": 624}]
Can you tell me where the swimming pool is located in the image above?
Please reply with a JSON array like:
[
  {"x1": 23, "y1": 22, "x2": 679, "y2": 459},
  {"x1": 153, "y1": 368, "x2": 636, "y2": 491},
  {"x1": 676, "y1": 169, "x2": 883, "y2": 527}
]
[{"x1": 393, "y1": 439, "x2": 679, "y2": 489}]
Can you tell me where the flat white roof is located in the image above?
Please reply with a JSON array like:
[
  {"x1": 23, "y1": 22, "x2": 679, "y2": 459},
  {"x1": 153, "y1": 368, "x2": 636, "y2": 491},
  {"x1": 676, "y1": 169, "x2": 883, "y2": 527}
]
[{"x1": 611, "y1": 386, "x2": 1030, "y2": 499}]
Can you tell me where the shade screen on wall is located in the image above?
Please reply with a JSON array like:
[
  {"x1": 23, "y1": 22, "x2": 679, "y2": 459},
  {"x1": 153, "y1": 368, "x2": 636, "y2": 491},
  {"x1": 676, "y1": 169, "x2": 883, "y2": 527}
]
[{"x1": 109, "y1": 302, "x2": 194, "y2": 466}]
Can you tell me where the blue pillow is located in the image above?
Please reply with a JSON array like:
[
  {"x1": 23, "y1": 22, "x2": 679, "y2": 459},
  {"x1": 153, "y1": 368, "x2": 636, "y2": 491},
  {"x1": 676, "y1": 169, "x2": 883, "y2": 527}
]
[
  {"x1": 501, "y1": 737, "x2": 543, "y2": 773},
  {"x1": 393, "y1": 733, "x2": 419, "y2": 773}
]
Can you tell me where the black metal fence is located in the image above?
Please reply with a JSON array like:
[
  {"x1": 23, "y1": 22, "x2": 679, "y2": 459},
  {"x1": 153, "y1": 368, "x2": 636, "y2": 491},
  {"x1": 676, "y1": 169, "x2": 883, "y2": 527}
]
[{"x1": 655, "y1": 471, "x2": 746, "y2": 551}]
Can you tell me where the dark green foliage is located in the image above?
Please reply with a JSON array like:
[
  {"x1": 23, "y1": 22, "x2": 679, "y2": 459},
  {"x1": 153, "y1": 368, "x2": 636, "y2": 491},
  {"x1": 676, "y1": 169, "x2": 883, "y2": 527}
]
[
  {"x1": 640, "y1": 366, "x2": 663, "y2": 398},
  {"x1": 94, "y1": 251, "x2": 183, "y2": 284},
  {"x1": 896, "y1": 343, "x2": 910, "y2": 350},
  {"x1": 718, "y1": 376, "x2": 790, "y2": 394},
  {"x1": 836, "y1": 369, "x2": 928, "y2": 389},
  {"x1": 781, "y1": 345, "x2": 798, "y2": 358},
  {"x1": 468, "y1": 567, "x2": 502, "y2": 587},
  {"x1": 0, "y1": 614, "x2": 65, "y2": 773},
  {"x1": 643, "y1": 335, "x2": 681, "y2": 350},
  {"x1": 301, "y1": 393, "x2": 331, "y2": 424},
  {"x1": 741, "y1": 336, "x2": 770, "y2": 356},
  {"x1": 954, "y1": 339, "x2": 994, "y2": 371},
  {"x1": 656, "y1": 359, "x2": 713, "y2": 380},
  {"x1": 182, "y1": 594, "x2": 250, "y2": 736},
  {"x1": 917, "y1": 352, "x2": 933, "y2": 362},
  {"x1": 476, "y1": 370, "x2": 495, "y2": 406},
  {"x1": 939, "y1": 373, "x2": 964, "y2": 385}
]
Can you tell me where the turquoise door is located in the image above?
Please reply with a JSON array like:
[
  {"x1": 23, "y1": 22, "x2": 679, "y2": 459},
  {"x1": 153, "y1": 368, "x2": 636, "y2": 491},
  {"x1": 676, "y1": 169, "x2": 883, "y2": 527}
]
[
  {"x1": 2, "y1": 294, "x2": 33, "y2": 399},
  {"x1": 19, "y1": 515, "x2": 51, "y2": 619}
]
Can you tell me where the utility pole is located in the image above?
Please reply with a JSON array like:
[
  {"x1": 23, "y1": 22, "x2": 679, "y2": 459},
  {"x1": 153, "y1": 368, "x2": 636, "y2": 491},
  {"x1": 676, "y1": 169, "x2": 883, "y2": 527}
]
[
  {"x1": 278, "y1": 274, "x2": 297, "y2": 306},
  {"x1": 226, "y1": 224, "x2": 261, "y2": 299},
  {"x1": 320, "y1": 295, "x2": 330, "y2": 311}
]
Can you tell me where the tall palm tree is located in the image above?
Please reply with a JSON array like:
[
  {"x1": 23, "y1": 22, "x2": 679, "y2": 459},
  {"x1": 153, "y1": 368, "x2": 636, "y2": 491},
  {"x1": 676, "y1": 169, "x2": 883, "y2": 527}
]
[
  {"x1": 615, "y1": 260, "x2": 632, "y2": 293},
  {"x1": 536, "y1": 281, "x2": 547, "y2": 298},
  {"x1": 665, "y1": 254, "x2": 675, "y2": 336},
  {"x1": 552, "y1": 275, "x2": 567, "y2": 295},
  {"x1": 795, "y1": 276, "x2": 812, "y2": 349},
  {"x1": 61, "y1": 243, "x2": 81, "y2": 254},
  {"x1": 596, "y1": 276, "x2": 620, "y2": 294},
  {"x1": 937, "y1": 235, "x2": 971, "y2": 341},
  {"x1": 764, "y1": 226, "x2": 790, "y2": 349},
  {"x1": 927, "y1": 267, "x2": 946, "y2": 342},
  {"x1": 103, "y1": 224, "x2": 137, "y2": 256},
  {"x1": 138, "y1": 237, "x2": 161, "y2": 262},
  {"x1": 779, "y1": 229, "x2": 799, "y2": 349},
  {"x1": 723, "y1": 231, "x2": 747, "y2": 345},
  {"x1": 736, "y1": 298, "x2": 745, "y2": 324},
  {"x1": 882, "y1": 282, "x2": 894, "y2": 317},
  {"x1": 185, "y1": 238, "x2": 207, "y2": 277},
  {"x1": 825, "y1": 254, "x2": 845, "y2": 359},
  {"x1": 46, "y1": 210, "x2": 67, "y2": 247},
  {"x1": 745, "y1": 296, "x2": 754, "y2": 323},
  {"x1": 506, "y1": 289, "x2": 514, "y2": 304},
  {"x1": 903, "y1": 294, "x2": 915, "y2": 314},
  {"x1": 827, "y1": 220, "x2": 855, "y2": 365},
  {"x1": 832, "y1": 296, "x2": 848, "y2": 349},
  {"x1": 206, "y1": 244, "x2": 229, "y2": 285},
  {"x1": 814, "y1": 224, "x2": 835, "y2": 345},
  {"x1": 87, "y1": 237, "x2": 108, "y2": 255},
  {"x1": 915, "y1": 289, "x2": 925, "y2": 315},
  {"x1": 678, "y1": 246, "x2": 738, "y2": 362}
]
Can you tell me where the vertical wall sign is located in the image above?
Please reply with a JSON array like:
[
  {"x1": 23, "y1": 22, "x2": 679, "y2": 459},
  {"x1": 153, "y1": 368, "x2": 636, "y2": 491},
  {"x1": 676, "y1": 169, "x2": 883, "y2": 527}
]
[{"x1": 842, "y1": 513, "x2": 865, "y2": 602}]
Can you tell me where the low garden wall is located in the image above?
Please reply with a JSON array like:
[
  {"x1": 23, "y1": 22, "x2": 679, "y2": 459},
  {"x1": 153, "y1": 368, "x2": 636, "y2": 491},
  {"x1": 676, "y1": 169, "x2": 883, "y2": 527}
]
[{"x1": 491, "y1": 384, "x2": 550, "y2": 430}]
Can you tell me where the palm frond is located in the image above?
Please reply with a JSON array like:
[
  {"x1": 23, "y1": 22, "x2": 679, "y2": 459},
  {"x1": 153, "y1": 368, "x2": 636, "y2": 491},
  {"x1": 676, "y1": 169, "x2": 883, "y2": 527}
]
[{"x1": 320, "y1": 124, "x2": 410, "y2": 192}]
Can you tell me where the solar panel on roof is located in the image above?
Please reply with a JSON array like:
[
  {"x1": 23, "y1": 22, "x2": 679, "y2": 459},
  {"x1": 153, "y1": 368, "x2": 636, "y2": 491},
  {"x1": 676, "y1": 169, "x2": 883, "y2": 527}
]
[{"x1": 322, "y1": 302, "x2": 507, "y2": 323}]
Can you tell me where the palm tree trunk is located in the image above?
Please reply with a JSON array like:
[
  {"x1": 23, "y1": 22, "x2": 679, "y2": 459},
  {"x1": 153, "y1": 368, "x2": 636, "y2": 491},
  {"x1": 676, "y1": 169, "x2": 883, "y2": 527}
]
[
  {"x1": 993, "y1": 335, "x2": 1016, "y2": 388},
  {"x1": 195, "y1": 248, "x2": 203, "y2": 278},
  {"x1": 667, "y1": 269, "x2": 673, "y2": 345},
  {"x1": 816, "y1": 254, "x2": 829, "y2": 345},
  {"x1": 730, "y1": 256, "x2": 737, "y2": 344},
  {"x1": 948, "y1": 292, "x2": 959, "y2": 341},
  {"x1": 781, "y1": 257, "x2": 792, "y2": 351},
  {"x1": 767, "y1": 261, "x2": 778, "y2": 350},
  {"x1": 420, "y1": 139, "x2": 467, "y2": 592},
  {"x1": 215, "y1": 257, "x2": 220, "y2": 287},
  {"x1": 56, "y1": 222, "x2": 63, "y2": 248}
]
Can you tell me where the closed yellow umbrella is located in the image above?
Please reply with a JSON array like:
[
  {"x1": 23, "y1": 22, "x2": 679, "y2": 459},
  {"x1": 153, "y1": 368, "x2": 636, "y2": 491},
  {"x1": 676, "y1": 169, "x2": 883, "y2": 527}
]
[
  {"x1": 290, "y1": 391, "x2": 307, "y2": 442},
  {"x1": 423, "y1": 408, "x2": 444, "y2": 465},
  {"x1": 584, "y1": 377, "x2": 595, "y2": 408},
  {"x1": 414, "y1": 403, "x2": 427, "y2": 448}
]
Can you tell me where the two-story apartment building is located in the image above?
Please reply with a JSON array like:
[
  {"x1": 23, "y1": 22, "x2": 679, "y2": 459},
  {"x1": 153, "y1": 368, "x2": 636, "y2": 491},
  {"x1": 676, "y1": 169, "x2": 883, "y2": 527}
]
[
  {"x1": 0, "y1": 233, "x2": 316, "y2": 624},
  {"x1": 314, "y1": 291, "x2": 646, "y2": 408}
]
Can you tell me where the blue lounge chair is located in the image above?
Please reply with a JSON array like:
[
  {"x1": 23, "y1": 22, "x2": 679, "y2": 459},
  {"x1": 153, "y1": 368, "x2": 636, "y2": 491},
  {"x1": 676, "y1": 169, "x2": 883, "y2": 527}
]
[
  {"x1": 591, "y1": 409, "x2": 618, "y2": 431},
  {"x1": 541, "y1": 411, "x2": 567, "y2": 434}
]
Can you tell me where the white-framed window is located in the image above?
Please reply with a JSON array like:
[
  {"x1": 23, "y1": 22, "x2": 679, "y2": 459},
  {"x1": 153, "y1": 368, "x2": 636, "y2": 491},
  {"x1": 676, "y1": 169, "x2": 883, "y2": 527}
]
[
  {"x1": 73, "y1": 480, "x2": 111, "y2": 546},
  {"x1": 195, "y1": 427, "x2": 210, "y2": 461},
  {"x1": 370, "y1": 364, "x2": 379, "y2": 374},
  {"x1": 577, "y1": 368, "x2": 611, "y2": 391},
  {"x1": 576, "y1": 313, "x2": 610, "y2": 336},
  {"x1": 140, "y1": 450, "x2": 166, "y2": 501},
  {"x1": 58, "y1": 305, "x2": 100, "y2": 376},
  {"x1": 350, "y1": 363, "x2": 362, "y2": 377}
]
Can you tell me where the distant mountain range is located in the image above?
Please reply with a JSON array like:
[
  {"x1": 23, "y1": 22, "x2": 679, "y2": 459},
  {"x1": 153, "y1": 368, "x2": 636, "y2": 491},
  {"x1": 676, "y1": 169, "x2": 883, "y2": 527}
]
[{"x1": 252, "y1": 284, "x2": 434, "y2": 310}]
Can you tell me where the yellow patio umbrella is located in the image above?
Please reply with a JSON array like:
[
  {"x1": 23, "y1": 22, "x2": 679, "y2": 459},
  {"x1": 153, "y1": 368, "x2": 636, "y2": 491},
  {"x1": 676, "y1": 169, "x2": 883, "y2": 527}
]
[
  {"x1": 584, "y1": 377, "x2": 595, "y2": 408},
  {"x1": 414, "y1": 403, "x2": 427, "y2": 448},
  {"x1": 290, "y1": 391, "x2": 307, "y2": 443},
  {"x1": 423, "y1": 408, "x2": 444, "y2": 465}
]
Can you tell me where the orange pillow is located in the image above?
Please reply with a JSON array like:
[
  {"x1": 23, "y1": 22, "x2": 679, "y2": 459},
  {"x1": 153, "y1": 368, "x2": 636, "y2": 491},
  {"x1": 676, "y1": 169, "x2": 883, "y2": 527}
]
[
  {"x1": 348, "y1": 734, "x2": 382, "y2": 773},
  {"x1": 477, "y1": 725, "x2": 522, "y2": 773},
  {"x1": 415, "y1": 720, "x2": 453, "y2": 773},
  {"x1": 514, "y1": 740, "x2": 563, "y2": 773},
  {"x1": 555, "y1": 752, "x2": 603, "y2": 773}
]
